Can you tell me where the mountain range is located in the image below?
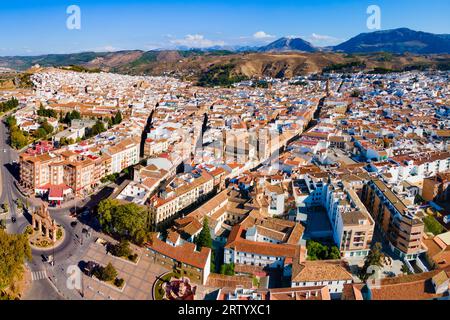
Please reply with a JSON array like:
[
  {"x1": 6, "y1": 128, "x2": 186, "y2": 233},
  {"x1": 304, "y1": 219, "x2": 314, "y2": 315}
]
[
  {"x1": 333, "y1": 28, "x2": 450, "y2": 54},
  {"x1": 0, "y1": 28, "x2": 449, "y2": 81}
]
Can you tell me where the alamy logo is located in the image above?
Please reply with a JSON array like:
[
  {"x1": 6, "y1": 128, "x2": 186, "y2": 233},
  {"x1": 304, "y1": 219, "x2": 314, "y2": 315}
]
[
  {"x1": 66, "y1": 5, "x2": 81, "y2": 30},
  {"x1": 366, "y1": 5, "x2": 381, "y2": 30},
  {"x1": 66, "y1": 265, "x2": 82, "y2": 290}
]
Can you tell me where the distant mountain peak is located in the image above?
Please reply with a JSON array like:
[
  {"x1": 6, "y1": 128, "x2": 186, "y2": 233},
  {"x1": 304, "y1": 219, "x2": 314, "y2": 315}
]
[{"x1": 258, "y1": 37, "x2": 317, "y2": 53}]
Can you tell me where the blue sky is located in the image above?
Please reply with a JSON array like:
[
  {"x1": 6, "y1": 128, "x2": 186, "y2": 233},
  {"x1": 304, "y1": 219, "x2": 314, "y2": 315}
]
[{"x1": 0, "y1": 0, "x2": 449, "y2": 56}]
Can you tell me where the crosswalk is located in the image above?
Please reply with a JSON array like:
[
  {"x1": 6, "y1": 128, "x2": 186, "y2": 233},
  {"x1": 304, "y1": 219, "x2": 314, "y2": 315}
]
[{"x1": 31, "y1": 270, "x2": 47, "y2": 281}]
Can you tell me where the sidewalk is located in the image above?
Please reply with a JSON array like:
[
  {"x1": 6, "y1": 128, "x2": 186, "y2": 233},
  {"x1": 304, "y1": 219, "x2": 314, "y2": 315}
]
[{"x1": 24, "y1": 194, "x2": 88, "y2": 211}]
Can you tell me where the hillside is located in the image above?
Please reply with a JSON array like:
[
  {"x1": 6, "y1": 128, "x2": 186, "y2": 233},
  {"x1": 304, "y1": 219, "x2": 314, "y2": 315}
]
[
  {"x1": 0, "y1": 51, "x2": 448, "y2": 88},
  {"x1": 334, "y1": 28, "x2": 450, "y2": 54}
]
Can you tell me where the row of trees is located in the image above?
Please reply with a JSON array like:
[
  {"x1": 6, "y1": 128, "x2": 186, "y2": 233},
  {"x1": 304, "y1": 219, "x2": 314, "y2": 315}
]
[
  {"x1": 3, "y1": 98, "x2": 26, "y2": 149},
  {"x1": 5, "y1": 115, "x2": 55, "y2": 149},
  {"x1": 0, "y1": 97, "x2": 19, "y2": 114},
  {"x1": 37, "y1": 104, "x2": 58, "y2": 118},
  {"x1": 59, "y1": 110, "x2": 122, "y2": 128},
  {"x1": 60, "y1": 110, "x2": 81, "y2": 124}
]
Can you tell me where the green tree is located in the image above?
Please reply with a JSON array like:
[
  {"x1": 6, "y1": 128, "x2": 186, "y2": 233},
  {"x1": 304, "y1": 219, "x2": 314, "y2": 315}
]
[
  {"x1": 96, "y1": 263, "x2": 117, "y2": 282},
  {"x1": 10, "y1": 130, "x2": 28, "y2": 149},
  {"x1": 113, "y1": 111, "x2": 122, "y2": 125},
  {"x1": 110, "y1": 240, "x2": 132, "y2": 258},
  {"x1": 401, "y1": 264, "x2": 412, "y2": 275},
  {"x1": 40, "y1": 120, "x2": 54, "y2": 135},
  {"x1": 37, "y1": 104, "x2": 57, "y2": 118},
  {"x1": 90, "y1": 120, "x2": 106, "y2": 136},
  {"x1": 306, "y1": 240, "x2": 341, "y2": 260},
  {"x1": 0, "y1": 230, "x2": 32, "y2": 293},
  {"x1": 97, "y1": 199, "x2": 148, "y2": 244},
  {"x1": 194, "y1": 218, "x2": 212, "y2": 250},
  {"x1": 359, "y1": 242, "x2": 385, "y2": 281},
  {"x1": 62, "y1": 110, "x2": 81, "y2": 124},
  {"x1": 59, "y1": 137, "x2": 68, "y2": 146},
  {"x1": 33, "y1": 127, "x2": 48, "y2": 139},
  {"x1": 329, "y1": 246, "x2": 341, "y2": 260},
  {"x1": 5, "y1": 115, "x2": 17, "y2": 128},
  {"x1": 70, "y1": 110, "x2": 81, "y2": 121},
  {"x1": 306, "y1": 240, "x2": 328, "y2": 260},
  {"x1": 16, "y1": 199, "x2": 23, "y2": 210},
  {"x1": 220, "y1": 263, "x2": 235, "y2": 276},
  {"x1": 0, "y1": 97, "x2": 19, "y2": 113}
]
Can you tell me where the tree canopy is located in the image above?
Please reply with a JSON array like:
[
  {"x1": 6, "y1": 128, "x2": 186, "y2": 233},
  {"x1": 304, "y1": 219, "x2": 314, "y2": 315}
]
[
  {"x1": 94, "y1": 262, "x2": 118, "y2": 282},
  {"x1": 109, "y1": 240, "x2": 132, "y2": 258},
  {"x1": 0, "y1": 230, "x2": 32, "y2": 293},
  {"x1": 86, "y1": 120, "x2": 107, "y2": 138},
  {"x1": 220, "y1": 263, "x2": 235, "y2": 276},
  {"x1": 5, "y1": 115, "x2": 28, "y2": 149},
  {"x1": 306, "y1": 240, "x2": 341, "y2": 260},
  {"x1": 97, "y1": 199, "x2": 150, "y2": 245},
  {"x1": 61, "y1": 110, "x2": 81, "y2": 124},
  {"x1": 194, "y1": 217, "x2": 212, "y2": 250},
  {"x1": 113, "y1": 111, "x2": 122, "y2": 125},
  {"x1": 359, "y1": 242, "x2": 385, "y2": 281},
  {"x1": 37, "y1": 104, "x2": 57, "y2": 118},
  {"x1": 0, "y1": 97, "x2": 19, "y2": 113}
]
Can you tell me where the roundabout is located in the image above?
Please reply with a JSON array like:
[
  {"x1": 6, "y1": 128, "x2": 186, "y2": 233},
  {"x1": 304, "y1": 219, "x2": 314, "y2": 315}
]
[{"x1": 27, "y1": 225, "x2": 66, "y2": 251}]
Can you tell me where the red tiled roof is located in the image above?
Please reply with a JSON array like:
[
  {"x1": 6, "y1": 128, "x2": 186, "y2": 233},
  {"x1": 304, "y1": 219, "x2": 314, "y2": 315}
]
[{"x1": 146, "y1": 234, "x2": 210, "y2": 269}]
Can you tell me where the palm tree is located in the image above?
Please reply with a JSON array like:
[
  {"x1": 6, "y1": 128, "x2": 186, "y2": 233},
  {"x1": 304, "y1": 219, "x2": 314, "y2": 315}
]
[{"x1": 360, "y1": 242, "x2": 385, "y2": 281}]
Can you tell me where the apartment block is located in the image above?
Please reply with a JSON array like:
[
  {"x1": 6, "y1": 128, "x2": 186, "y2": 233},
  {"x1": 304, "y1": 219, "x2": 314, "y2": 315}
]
[{"x1": 361, "y1": 179, "x2": 425, "y2": 260}]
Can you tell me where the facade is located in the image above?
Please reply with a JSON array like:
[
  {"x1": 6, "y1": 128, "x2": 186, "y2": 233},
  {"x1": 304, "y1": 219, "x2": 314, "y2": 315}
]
[
  {"x1": 324, "y1": 181, "x2": 374, "y2": 258},
  {"x1": 224, "y1": 222, "x2": 304, "y2": 270},
  {"x1": 291, "y1": 260, "x2": 353, "y2": 299},
  {"x1": 19, "y1": 137, "x2": 140, "y2": 198},
  {"x1": 361, "y1": 179, "x2": 425, "y2": 260},
  {"x1": 149, "y1": 171, "x2": 214, "y2": 226},
  {"x1": 422, "y1": 172, "x2": 450, "y2": 203},
  {"x1": 146, "y1": 233, "x2": 211, "y2": 285},
  {"x1": 292, "y1": 174, "x2": 374, "y2": 258},
  {"x1": 104, "y1": 137, "x2": 141, "y2": 174}
]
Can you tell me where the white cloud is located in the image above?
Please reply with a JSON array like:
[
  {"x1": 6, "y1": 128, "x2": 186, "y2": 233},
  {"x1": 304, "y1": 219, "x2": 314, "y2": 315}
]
[
  {"x1": 170, "y1": 34, "x2": 225, "y2": 48},
  {"x1": 90, "y1": 45, "x2": 122, "y2": 52},
  {"x1": 253, "y1": 31, "x2": 275, "y2": 40},
  {"x1": 308, "y1": 33, "x2": 341, "y2": 45},
  {"x1": 101, "y1": 45, "x2": 120, "y2": 52}
]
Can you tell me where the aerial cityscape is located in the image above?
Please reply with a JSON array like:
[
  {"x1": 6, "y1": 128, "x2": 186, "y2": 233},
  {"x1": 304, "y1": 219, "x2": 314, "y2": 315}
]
[{"x1": 0, "y1": 0, "x2": 449, "y2": 307}]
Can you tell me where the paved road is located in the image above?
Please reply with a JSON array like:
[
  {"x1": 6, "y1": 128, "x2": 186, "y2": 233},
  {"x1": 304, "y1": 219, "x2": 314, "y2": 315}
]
[{"x1": 0, "y1": 118, "x2": 99, "y2": 299}]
